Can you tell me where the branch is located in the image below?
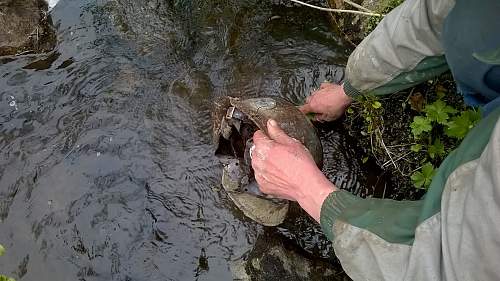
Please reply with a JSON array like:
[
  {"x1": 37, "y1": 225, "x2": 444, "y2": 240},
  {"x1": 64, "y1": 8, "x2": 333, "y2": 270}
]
[
  {"x1": 289, "y1": 0, "x2": 384, "y2": 17},
  {"x1": 343, "y1": 0, "x2": 376, "y2": 14}
]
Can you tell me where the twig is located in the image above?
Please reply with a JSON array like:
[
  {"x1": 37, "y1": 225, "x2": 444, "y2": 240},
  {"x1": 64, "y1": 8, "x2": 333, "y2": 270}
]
[
  {"x1": 386, "y1": 143, "x2": 416, "y2": 148},
  {"x1": 382, "y1": 151, "x2": 412, "y2": 168},
  {"x1": 290, "y1": 0, "x2": 384, "y2": 17},
  {"x1": 343, "y1": 0, "x2": 376, "y2": 14},
  {"x1": 376, "y1": 128, "x2": 401, "y2": 174}
]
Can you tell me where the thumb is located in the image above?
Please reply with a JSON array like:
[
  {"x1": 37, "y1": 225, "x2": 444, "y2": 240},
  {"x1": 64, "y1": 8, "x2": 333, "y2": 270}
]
[
  {"x1": 267, "y1": 119, "x2": 297, "y2": 145},
  {"x1": 299, "y1": 103, "x2": 313, "y2": 114},
  {"x1": 253, "y1": 130, "x2": 270, "y2": 144}
]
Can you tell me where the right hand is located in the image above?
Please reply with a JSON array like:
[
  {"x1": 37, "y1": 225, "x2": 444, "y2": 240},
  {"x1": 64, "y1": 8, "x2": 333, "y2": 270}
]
[
  {"x1": 251, "y1": 119, "x2": 336, "y2": 222},
  {"x1": 299, "y1": 82, "x2": 353, "y2": 122}
]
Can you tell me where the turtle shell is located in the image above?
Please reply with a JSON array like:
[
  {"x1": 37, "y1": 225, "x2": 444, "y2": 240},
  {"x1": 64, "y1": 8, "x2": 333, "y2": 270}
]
[
  {"x1": 212, "y1": 96, "x2": 323, "y2": 226},
  {"x1": 229, "y1": 97, "x2": 323, "y2": 167},
  {"x1": 213, "y1": 96, "x2": 323, "y2": 167}
]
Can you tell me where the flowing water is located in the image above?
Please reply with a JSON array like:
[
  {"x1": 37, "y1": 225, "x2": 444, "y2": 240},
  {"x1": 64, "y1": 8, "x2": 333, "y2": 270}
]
[{"x1": 0, "y1": 0, "x2": 374, "y2": 280}]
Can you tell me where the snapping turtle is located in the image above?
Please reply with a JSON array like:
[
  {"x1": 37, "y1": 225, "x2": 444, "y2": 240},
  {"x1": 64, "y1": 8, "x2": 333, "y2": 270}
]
[{"x1": 212, "y1": 96, "x2": 323, "y2": 226}]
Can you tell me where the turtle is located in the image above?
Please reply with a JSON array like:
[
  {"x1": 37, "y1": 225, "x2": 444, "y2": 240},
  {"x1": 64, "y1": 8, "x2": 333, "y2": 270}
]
[{"x1": 212, "y1": 96, "x2": 323, "y2": 226}]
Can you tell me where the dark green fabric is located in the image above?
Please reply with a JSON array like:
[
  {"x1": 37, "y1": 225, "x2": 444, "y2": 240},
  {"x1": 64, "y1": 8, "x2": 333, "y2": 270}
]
[
  {"x1": 320, "y1": 191, "x2": 423, "y2": 245},
  {"x1": 343, "y1": 79, "x2": 362, "y2": 98},
  {"x1": 320, "y1": 107, "x2": 500, "y2": 244},
  {"x1": 371, "y1": 56, "x2": 449, "y2": 95},
  {"x1": 320, "y1": 190, "x2": 422, "y2": 244}
]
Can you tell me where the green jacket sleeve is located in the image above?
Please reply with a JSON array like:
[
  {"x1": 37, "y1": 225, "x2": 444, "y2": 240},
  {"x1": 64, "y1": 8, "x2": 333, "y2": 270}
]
[
  {"x1": 320, "y1": 108, "x2": 500, "y2": 281},
  {"x1": 344, "y1": 0, "x2": 454, "y2": 97}
]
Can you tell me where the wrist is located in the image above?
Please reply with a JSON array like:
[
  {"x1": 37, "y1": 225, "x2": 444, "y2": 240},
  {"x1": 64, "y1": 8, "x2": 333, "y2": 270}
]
[
  {"x1": 340, "y1": 83, "x2": 353, "y2": 107},
  {"x1": 295, "y1": 170, "x2": 336, "y2": 222}
]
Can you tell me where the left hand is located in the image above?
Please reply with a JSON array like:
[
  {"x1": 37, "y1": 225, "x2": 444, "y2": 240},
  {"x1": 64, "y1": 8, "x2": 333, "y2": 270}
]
[{"x1": 251, "y1": 119, "x2": 336, "y2": 221}]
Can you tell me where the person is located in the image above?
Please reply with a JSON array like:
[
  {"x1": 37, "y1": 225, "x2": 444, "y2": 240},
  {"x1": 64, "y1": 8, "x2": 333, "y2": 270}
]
[{"x1": 251, "y1": 0, "x2": 500, "y2": 280}]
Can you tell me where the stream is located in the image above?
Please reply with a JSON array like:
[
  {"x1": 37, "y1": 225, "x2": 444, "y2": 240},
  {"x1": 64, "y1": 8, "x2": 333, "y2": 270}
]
[{"x1": 0, "y1": 0, "x2": 368, "y2": 280}]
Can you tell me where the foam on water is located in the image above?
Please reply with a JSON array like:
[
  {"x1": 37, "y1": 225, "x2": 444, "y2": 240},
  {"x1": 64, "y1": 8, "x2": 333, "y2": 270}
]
[{"x1": 46, "y1": 0, "x2": 59, "y2": 10}]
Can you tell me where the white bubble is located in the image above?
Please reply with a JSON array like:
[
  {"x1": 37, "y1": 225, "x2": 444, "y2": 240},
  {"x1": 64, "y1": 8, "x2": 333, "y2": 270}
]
[{"x1": 46, "y1": 0, "x2": 60, "y2": 10}]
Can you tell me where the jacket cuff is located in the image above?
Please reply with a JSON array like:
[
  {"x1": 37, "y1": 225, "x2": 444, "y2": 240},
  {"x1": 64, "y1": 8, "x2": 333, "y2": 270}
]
[
  {"x1": 320, "y1": 190, "x2": 361, "y2": 241},
  {"x1": 343, "y1": 80, "x2": 363, "y2": 98}
]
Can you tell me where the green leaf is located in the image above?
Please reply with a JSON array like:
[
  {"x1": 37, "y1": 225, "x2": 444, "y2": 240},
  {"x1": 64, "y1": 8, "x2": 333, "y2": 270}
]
[
  {"x1": 347, "y1": 107, "x2": 354, "y2": 114},
  {"x1": 410, "y1": 144, "x2": 422, "y2": 152},
  {"x1": 423, "y1": 100, "x2": 457, "y2": 124},
  {"x1": 410, "y1": 116, "x2": 432, "y2": 137},
  {"x1": 372, "y1": 101, "x2": 382, "y2": 109},
  {"x1": 0, "y1": 244, "x2": 4, "y2": 256},
  {"x1": 0, "y1": 275, "x2": 16, "y2": 281},
  {"x1": 445, "y1": 109, "x2": 481, "y2": 139},
  {"x1": 411, "y1": 163, "x2": 436, "y2": 189},
  {"x1": 362, "y1": 156, "x2": 369, "y2": 164},
  {"x1": 428, "y1": 138, "x2": 445, "y2": 159}
]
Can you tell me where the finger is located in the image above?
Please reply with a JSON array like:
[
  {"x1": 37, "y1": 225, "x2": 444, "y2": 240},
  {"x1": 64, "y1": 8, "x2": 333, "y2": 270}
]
[
  {"x1": 305, "y1": 94, "x2": 314, "y2": 104},
  {"x1": 252, "y1": 138, "x2": 273, "y2": 160},
  {"x1": 254, "y1": 173, "x2": 295, "y2": 201},
  {"x1": 254, "y1": 173, "x2": 270, "y2": 193},
  {"x1": 267, "y1": 119, "x2": 297, "y2": 145},
  {"x1": 299, "y1": 103, "x2": 314, "y2": 114},
  {"x1": 251, "y1": 151, "x2": 265, "y2": 171},
  {"x1": 253, "y1": 130, "x2": 270, "y2": 144},
  {"x1": 320, "y1": 82, "x2": 332, "y2": 89},
  {"x1": 315, "y1": 114, "x2": 327, "y2": 122}
]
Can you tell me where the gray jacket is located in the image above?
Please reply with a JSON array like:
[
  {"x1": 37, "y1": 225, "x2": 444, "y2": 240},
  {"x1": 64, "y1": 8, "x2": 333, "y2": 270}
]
[{"x1": 320, "y1": 0, "x2": 500, "y2": 280}]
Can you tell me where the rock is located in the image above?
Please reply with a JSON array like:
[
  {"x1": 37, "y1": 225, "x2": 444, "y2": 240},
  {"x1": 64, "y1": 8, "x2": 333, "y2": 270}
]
[
  {"x1": 231, "y1": 234, "x2": 350, "y2": 281},
  {"x1": 0, "y1": 0, "x2": 56, "y2": 56}
]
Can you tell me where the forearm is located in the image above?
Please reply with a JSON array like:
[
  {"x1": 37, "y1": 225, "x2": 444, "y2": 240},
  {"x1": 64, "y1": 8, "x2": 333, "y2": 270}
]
[{"x1": 345, "y1": 0, "x2": 454, "y2": 97}]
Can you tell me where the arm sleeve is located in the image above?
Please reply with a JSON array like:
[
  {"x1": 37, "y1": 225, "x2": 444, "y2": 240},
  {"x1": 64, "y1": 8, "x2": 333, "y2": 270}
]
[
  {"x1": 344, "y1": 0, "x2": 455, "y2": 97},
  {"x1": 320, "y1": 108, "x2": 500, "y2": 281}
]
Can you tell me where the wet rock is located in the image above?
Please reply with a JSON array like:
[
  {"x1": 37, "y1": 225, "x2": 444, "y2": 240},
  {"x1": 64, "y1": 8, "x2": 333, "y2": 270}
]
[
  {"x1": 0, "y1": 0, "x2": 56, "y2": 56},
  {"x1": 231, "y1": 234, "x2": 350, "y2": 281}
]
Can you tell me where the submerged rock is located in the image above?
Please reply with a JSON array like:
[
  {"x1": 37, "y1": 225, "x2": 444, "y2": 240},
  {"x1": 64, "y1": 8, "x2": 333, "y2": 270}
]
[
  {"x1": 0, "y1": 0, "x2": 56, "y2": 56},
  {"x1": 231, "y1": 233, "x2": 350, "y2": 281}
]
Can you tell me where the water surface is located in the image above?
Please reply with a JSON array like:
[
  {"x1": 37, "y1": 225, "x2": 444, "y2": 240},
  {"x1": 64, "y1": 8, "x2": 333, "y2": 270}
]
[{"x1": 0, "y1": 0, "x2": 357, "y2": 279}]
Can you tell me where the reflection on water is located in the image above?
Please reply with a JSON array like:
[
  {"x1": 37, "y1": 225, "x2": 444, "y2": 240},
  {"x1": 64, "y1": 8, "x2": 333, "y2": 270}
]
[{"x1": 0, "y1": 0, "x2": 356, "y2": 280}]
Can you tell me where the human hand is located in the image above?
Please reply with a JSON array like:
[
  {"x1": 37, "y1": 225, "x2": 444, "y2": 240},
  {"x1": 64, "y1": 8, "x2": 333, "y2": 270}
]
[
  {"x1": 299, "y1": 82, "x2": 353, "y2": 122},
  {"x1": 251, "y1": 119, "x2": 336, "y2": 222}
]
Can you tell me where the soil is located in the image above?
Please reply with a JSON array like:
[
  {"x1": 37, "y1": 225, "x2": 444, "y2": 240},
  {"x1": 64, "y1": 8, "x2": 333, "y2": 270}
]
[{"x1": 344, "y1": 72, "x2": 468, "y2": 200}]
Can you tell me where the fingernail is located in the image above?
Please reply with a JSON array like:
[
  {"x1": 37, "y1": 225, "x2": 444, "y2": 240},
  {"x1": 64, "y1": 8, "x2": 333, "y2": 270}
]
[{"x1": 268, "y1": 119, "x2": 277, "y2": 127}]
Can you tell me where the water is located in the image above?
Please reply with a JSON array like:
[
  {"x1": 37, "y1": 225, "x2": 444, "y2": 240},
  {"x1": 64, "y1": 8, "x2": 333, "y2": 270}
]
[{"x1": 0, "y1": 0, "x2": 360, "y2": 279}]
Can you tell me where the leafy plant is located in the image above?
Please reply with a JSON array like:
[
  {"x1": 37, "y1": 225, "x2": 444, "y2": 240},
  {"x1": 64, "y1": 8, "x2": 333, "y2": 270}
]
[
  {"x1": 410, "y1": 116, "x2": 432, "y2": 137},
  {"x1": 445, "y1": 109, "x2": 481, "y2": 139},
  {"x1": 411, "y1": 163, "x2": 436, "y2": 189},
  {"x1": 0, "y1": 244, "x2": 16, "y2": 281},
  {"x1": 408, "y1": 97, "x2": 481, "y2": 188},
  {"x1": 427, "y1": 138, "x2": 445, "y2": 159},
  {"x1": 424, "y1": 100, "x2": 457, "y2": 124},
  {"x1": 0, "y1": 276, "x2": 15, "y2": 281},
  {"x1": 349, "y1": 95, "x2": 384, "y2": 136},
  {"x1": 410, "y1": 144, "x2": 422, "y2": 152}
]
